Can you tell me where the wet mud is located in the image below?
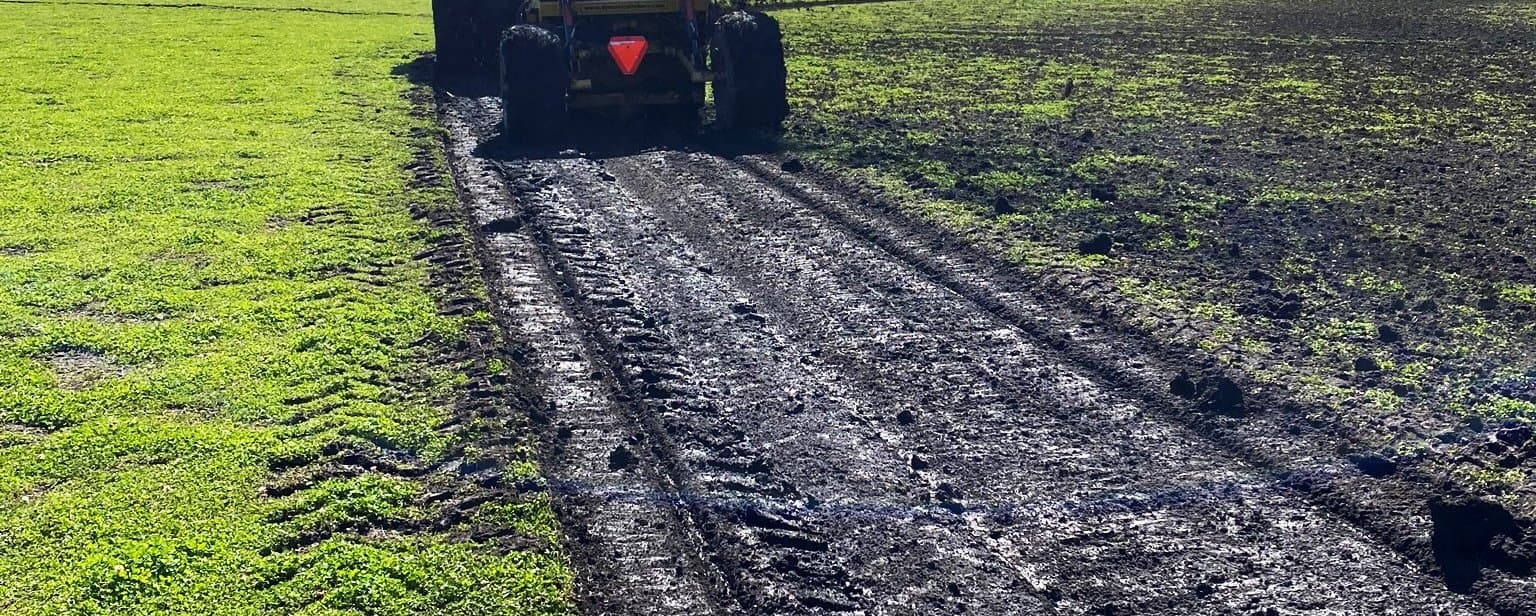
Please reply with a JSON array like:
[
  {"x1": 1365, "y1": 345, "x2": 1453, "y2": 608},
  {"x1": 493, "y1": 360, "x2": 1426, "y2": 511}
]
[{"x1": 436, "y1": 93, "x2": 1522, "y2": 615}]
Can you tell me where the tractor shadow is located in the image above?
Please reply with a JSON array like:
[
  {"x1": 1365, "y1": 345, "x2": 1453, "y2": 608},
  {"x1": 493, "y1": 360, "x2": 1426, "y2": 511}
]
[
  {"x1": 397, "y1": 53, "x2": 499, "y2": 98},
  {"x1": 475, "y1": 117, "x2": 782, "y2": 162}
]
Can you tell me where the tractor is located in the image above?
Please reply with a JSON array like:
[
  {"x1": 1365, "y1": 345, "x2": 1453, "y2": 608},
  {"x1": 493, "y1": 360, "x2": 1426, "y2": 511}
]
[{"x1": 431, "y1": 0, "x2": 788, "y2": 141}]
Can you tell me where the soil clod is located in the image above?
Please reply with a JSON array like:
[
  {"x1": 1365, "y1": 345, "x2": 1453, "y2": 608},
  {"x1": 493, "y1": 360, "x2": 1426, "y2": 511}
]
[
  {"x1": 1170, "y1": 371, "x2": 1198, "y2": 399},
  {"x1": 1494, "y1": 377, "x2": 1536, "y2": 403},
  {"x1": 480, "y1": 216, "x2": 523, "y2": 234},
  {"x1": 1196, "y1": 374, "x2": 1245, "y2": 415},
  {"x1": 904, "y1": 172, "x2": 937, "y2": 190},
  {"x1": 934, "y1": 482, "x2": 965, "y2": 514},
  {"x1": 608, "y1": 444, "x2": 638, "y2": 471},
  {"x1": 992, "y1": 195, "x2": 1016, "y2": 215},
  {"x1": 1430, "y1": 493, "x2": 1534, "y2": 592},
  {"x1": 1349, "y1": 452, "x2": 1397, "y2": 477},
  {"x1": 1243, "y1": 294, "x2": 1304, "y2": 320},
  {"x1": 1496, "y1": 423, "x2": 1532, "y2": 446},
  {"x1": 1077, "y1": 233, "x2": 1114, "y2": 256}
]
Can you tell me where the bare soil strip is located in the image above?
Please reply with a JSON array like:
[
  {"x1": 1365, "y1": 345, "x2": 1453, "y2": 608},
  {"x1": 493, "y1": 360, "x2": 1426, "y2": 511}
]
[
  {"x1": 439, "y1": 92, "x2": 1505, "y2": 614},
  {"x1": 439, "y1": 96, "x2": 726, "y2": 615}
]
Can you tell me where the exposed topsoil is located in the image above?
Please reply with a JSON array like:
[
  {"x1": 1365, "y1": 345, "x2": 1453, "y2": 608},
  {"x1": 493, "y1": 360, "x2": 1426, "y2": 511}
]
[
  {"x1": 439, "y1": 85, "x2": 1525, "y2": 613},
  {"x1": 418, "y1": 0, "x2": 1536, "y2": 613},
  {"x1": 776, "y1": 0, "x2": 1536, "y2": 545}
]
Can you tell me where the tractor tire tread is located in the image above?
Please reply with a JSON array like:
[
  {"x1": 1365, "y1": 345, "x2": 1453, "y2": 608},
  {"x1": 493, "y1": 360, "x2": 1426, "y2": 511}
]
[
  {"x1": 711, "y1": 10, "x2": 788, "y2": 132},
  {"x1": 500, "y1": 24, "x2": 568, "y2": 143}
]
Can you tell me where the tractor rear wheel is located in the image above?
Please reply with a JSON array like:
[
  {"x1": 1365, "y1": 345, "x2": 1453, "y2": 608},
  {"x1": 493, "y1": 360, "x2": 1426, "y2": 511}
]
[
  {"x1": 711, "y1": 10, "x2": 788, "y2": 132},
  {"x1": 432, "y1": 0, "x2": 476, "y2": 74},
  {"x1": 436, "y1": 0, "x2": 521, "y2": 76},
  {"x1": 499, "y1": 25, "x2": 568, "y2": 143}
]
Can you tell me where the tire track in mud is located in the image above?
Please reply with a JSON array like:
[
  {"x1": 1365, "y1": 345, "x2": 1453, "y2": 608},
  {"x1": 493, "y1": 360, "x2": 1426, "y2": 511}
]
[
  {"x1": 709, "y1": 154, "x2": 1536, "y2": 615},
  {"x1": 439, "y1": 96, "x2": 725, "y2": 616},
  {"x1": 439, "y1": 94, "x2": 1497, "y2": 615},
  {"x1": 592, "y1": 150, "x2": 1494, "y2": 615}
]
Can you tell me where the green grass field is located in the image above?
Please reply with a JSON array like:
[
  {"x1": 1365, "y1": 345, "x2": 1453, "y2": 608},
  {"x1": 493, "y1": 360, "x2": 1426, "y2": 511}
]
[{"x1": 0, "y1": 2, "x2": 571, "y2": 613}]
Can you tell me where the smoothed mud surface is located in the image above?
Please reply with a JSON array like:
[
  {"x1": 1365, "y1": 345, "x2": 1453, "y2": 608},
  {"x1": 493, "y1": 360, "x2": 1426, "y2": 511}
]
[{"x1": 438, "y1": 94, "x2": 1513, "y2": 615}]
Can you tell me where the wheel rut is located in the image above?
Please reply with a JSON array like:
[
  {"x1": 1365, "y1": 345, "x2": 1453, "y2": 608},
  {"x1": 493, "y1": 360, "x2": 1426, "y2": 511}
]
[
  {"x1": 439, "y1": 95, "x2": 726, "y2": 616},
  {"x1": 438, "y1": 94, "x2": 1498, "y2": 615}
]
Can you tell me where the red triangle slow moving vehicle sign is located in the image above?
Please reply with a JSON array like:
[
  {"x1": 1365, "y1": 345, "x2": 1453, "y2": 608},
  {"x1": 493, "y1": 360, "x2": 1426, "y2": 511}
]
[{"x1": 608, "y1": 36, "x2": 648, "y2": 76}]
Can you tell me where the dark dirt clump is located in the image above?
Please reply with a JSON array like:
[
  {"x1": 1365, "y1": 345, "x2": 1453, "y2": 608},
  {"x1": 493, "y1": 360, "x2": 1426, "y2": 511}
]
[
  {"x1": 607, "y1": 444, "x2": 637, "y2": 471},
  {"x1": 1173, "y1": 370, "x2": 1245, "y2": 416},
  {"x1": 1348, "y1": 452, "x2": 1397, "y2": 477},
  {"x1": 1431, "y1": 493, "x2": 1536, "y2": 592},
  {"x1": 1077, "y1": 232, "x2": 1113, "y2": 256}
]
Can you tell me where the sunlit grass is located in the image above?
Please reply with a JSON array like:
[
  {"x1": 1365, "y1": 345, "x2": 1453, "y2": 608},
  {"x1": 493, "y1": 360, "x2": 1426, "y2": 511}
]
[{"x1": 0, "y1": 2, "x2": 571, "y2": 613}]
